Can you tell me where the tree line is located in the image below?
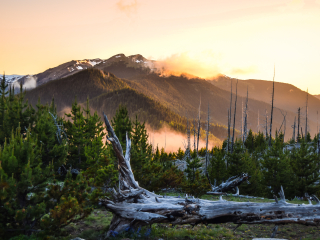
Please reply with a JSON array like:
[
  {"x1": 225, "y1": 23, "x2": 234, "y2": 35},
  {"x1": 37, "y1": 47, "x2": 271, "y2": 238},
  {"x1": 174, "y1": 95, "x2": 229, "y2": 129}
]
[{"x1": 0, "y1": 73, "x2": 320, "y2": 239}]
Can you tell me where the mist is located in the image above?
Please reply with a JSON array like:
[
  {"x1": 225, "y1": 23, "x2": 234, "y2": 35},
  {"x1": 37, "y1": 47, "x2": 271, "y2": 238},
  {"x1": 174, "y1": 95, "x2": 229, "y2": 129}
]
[
  {"x1": 153, "y1": 52, "x2": 221, "y2": 79},
  {"x1": 146, "y1": 125, "x2": 221, "y2": 153},
  {"x1": 12, "y1": 75, "x2": 37, "y2": 91}
]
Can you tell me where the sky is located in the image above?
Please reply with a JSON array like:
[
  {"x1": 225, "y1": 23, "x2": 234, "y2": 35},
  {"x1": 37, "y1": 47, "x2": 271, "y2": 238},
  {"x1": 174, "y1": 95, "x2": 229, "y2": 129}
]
[{"x1": 1, "y1": 0, "x2": 320, "y2": 94}]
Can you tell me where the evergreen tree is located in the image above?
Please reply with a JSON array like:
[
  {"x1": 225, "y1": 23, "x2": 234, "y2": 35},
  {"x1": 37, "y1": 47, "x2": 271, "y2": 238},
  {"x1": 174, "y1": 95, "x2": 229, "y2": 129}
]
[
  {"x1": 0, "y1": 125, "x2": 93, "y2": 238},
  {"x1": 33, "y1": 100, "x2": 67, "y2": 171},
  {"x1": 65, "y1": 98, "x2": 105, "y2": 170},
  {"x1": 65, "y1": 99, "x2": 86, "y2": 168},
  {"x1": 290, "y1": 138, "x2": 320, "y2": 197},
  {"x1": 0, "y1": 73, "x2": 8, "y2": 136},
  {"x1": 111, "y1": 104, "x2": 132, "y2": 153},
  {"x1": 182, "y1": 156, "x2": 210, "y2": 197},
  {"x1": 208, "y1": 147, "x2": 227, "y2": 185},
  {"x1": 261, "y1": 132, "x2": 295, "y2": 198},
  {"x1": 176, "y1": 147, "x2": 184, "y2": 159},
  {"x1": 0, "y1": 82, "x2": 36, "y2": 145}
]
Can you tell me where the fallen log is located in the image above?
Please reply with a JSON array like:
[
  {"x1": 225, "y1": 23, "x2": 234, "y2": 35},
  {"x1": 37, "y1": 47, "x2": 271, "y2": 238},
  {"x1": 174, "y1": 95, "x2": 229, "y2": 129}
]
[
  {"x1": 207, "y1": 173, "x2": 250, "y2": 194},
  {"x1": 100, "y1": 112, "x2": 320, "y2": 239}
]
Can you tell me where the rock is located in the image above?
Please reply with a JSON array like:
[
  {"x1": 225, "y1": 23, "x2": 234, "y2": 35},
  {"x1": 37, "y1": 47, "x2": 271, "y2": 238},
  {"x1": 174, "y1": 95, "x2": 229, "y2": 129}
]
[{"x1": 71, "y1": 238, "x2": 85, "y2": 240}]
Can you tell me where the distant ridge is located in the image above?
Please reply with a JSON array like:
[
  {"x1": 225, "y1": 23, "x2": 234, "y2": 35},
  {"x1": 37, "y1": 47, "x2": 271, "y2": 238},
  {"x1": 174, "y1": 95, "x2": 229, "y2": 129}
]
[{"x1": 20, "y1": 53, "x2": 320, "y2": 140}]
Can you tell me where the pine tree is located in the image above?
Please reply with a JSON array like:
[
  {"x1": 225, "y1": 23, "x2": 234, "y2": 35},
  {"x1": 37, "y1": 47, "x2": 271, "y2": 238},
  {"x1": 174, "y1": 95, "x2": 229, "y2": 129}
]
[
  {"x1": 261, "y1": 132, "x2": 295, "y2": 198},
  {"x1": 0, "y1": 82, "x2": 36, "y2": 145},
  {"x1": 182, "y1": 155, "x2": 210, "y2": 197},
  {"x1": 111, "y1": 104, "x2": 132, "y2": 153},
  {"x1": 130, "y1": 116, "x2": 153, "y2": 186},
  {"x1": 0, "y1": 73, "x2": 8, "y2": 137},
  {"x1": 65, "y1": 99, "x2": 86, "y2": 168},
  {"x1": 65, "y1": 98, "x2": 107, "y2": 171},
  {"x1": 290, "y1": 138, "x2": 320, "y2": 197},
  {"x1": 33, "y1": 100, "x2": 67, "y2": 171},
  {"x1": 208, "y1": 147, "x2": 227, "y2": 185},
  {"x1": 0, "y1": 125, "x2": 93, "y2": 238}
]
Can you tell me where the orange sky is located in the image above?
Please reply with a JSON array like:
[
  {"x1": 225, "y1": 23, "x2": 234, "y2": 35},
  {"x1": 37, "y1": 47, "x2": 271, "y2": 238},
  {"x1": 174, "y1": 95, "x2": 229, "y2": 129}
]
[{"x1": 1, "y1": 0, "x2": 320, "y2": 94}]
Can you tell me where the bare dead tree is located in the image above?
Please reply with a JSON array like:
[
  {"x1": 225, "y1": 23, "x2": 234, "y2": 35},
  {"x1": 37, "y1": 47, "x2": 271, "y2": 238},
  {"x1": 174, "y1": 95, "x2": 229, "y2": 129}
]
[
  {"x1": 317, "y1": 111, "x2": 319, "y2": 135},
  {"x1": 292, "y1": 116, "x2": 296, "y2": 142},
  {"x1": 305, "y1": 89, "x2": 309, "y2": 141},
  {"x1": 205, "y1": 103, "x2": 210, "y2": 179},
  {"x1": 241, "y1": 100, "x2": 243, "y2": 140},
  {"x1": 196, "y1": 95, "x2": 201, "y2": 154},
  {"x1": 297, "y1": 107, "x2": 301, "y2": 142},
  {"x1": 269, "y1": 66, "x2": 275, "y2": 146},
  {"x1": 318, "y1": 127, "x2": 320, "y2": 155},
  {"x1": 193, "y1": 118, "x2": 196, "y2": 151},
  {"x1": 277, "y1": 109, "x2": 287, "y2": 139},
  {"x1": 265, "y1": 110, "x2": 268, "y2": 138},
  {"x1": 243, "y1": 87, "x2": 248, "y2": 142},
  {"x1": 100, "y1": 112, "x2": 320, "y2": 239},
  {"x1": 227, "y1": 109, "x2": 230, "y2": 152},
  {"x1": 187, "y1": 116, "x2": 190, "y2": 151},
  {"x1": 257, "y1": 109, "x2": 259, "y2": 133},
  {"x1": 228, "y1": 82, "x2": 232, "y2": 152},
  {"x1": 231, "y1": 80, "x2": 238, "y2": 153}
]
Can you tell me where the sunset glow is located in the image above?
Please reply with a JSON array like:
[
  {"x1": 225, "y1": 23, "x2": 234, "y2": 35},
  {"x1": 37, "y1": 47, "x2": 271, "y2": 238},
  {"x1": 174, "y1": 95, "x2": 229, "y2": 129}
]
[{"x1": 1, "y1": 0, "x2": 320, "y2": 93}]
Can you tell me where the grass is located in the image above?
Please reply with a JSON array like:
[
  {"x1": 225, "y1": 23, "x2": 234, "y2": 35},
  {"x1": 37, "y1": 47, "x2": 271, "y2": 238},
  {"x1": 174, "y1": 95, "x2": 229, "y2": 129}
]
[{"x1": 61, "y1": 193, "x2": 320, "y2": 240}]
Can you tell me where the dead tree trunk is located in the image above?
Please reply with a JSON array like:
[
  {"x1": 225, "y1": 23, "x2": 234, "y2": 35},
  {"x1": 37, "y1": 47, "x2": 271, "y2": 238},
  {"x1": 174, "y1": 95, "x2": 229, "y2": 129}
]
[
  {"x1": 318, "y1": 127, "x2": 320, "y2": 155},
  {"x1": 193, "y1": 118, "x2": 196, "y2": 151},
  {"x1": 298, "y1": 109, "x2": 301, "y2": 142},
  {"x1": 243, "y1": 87, "x2": 248, "y2": 143},
  {"x1": 305, "y1": 89, "x2": 308, "y2": 141},
  {"x1": 227, "y1": 82, "x2": 232, "y2": 153},
  {"x1": 231, "y1": 80, "x2": 238, "y2": 153},
  {"x1": 196, "y1": 95, "x2": 201, "y2": 154},
  {"x1": 227, "y1": 109, "x2": 230, "y2": 152},
  {"x1": 265, "y1": 110, "x2": 268, "y2": 139},
  {"x1": 269, "y1": 66, "x2": 275, "y2": 146},
  {"x1": 101, "y1": 112, "x2": 320, "y2": 239},
  {"x1": 207, "y1": 173, "x2": 250, "y2": 194},
  {"x1": 292, "y1": 116, "x2": 296, "y2": 142}
]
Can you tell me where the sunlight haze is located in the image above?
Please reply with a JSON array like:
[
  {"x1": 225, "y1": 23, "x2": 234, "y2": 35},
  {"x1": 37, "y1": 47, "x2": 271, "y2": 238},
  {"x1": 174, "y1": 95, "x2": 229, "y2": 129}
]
[{"x1": 1, "y1": 0, "x2": 320, "y2": 93}]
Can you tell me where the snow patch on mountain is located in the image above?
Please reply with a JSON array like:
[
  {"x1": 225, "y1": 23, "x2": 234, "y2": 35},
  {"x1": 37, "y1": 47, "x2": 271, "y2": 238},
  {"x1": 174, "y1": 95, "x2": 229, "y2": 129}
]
[{"x1": 0, "y1": 75, "x2": 25, "y2": 83}]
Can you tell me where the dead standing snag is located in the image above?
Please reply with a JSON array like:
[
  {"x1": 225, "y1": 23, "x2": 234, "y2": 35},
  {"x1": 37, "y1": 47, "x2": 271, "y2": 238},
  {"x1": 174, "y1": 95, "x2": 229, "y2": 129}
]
[{"x1": 100, "y1": 112, "x2": 320, "y2": 239}]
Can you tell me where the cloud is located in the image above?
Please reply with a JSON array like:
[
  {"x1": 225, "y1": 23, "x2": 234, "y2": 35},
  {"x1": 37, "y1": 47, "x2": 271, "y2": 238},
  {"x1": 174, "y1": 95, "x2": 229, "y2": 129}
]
[
  {"x1": 153, "y1": 52, "x2": 221, "y2": 79},
  {"x1": 278, "y1": 0, "x2": 305, "y2": 11},
  {"x1": 12, "y1": 75, "x2": 37, "y2": 91},
  {"x1": 230, "y1": 66, "x2": 258, "y2": 75},
  {"x1": 116, "y1": 0, "x2": 139, "y2": 16}
]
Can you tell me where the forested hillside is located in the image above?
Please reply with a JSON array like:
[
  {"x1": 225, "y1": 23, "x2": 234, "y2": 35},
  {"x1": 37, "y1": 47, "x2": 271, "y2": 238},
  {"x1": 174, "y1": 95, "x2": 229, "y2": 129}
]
[
  {"x1": 19, "y1": 54, "x2": 317, "y2": 142},
  {"x1": 209, "y1": 76, "x2": 319, "y2": 137},
  {"x1": 24, "y1": 68, "x2": 228, "y2": 143}
]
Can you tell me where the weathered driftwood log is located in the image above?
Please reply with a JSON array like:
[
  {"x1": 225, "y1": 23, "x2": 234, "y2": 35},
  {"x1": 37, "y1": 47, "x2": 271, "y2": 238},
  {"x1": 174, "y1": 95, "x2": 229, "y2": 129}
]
[
  {"x1": 100, "y1": 112, "x2": 320, "y2": 239},
  {"x1": 207, "y1": 173, "x2": 250, "y2": 194}
]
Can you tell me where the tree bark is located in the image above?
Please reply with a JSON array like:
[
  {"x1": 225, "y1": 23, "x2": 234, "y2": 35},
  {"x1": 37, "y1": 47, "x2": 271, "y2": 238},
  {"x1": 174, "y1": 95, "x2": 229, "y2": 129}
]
[
  {"x1": 207, "y1": 173, "x2": 250, "y2": 194},
  {"x1": 101, "y1": 112, "x2": 320, "y2": 239},
  {"x1": 269, "y1": 66, "x2": 275, "y2": 146},
  {"x1": 231, "y1": 80, "x2": 238, "y2": 153}
]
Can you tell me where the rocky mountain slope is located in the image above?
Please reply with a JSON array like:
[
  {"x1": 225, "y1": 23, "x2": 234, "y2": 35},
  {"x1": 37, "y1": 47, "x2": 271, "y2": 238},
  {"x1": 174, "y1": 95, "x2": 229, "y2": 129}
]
[{"x1": 21, "y1": 53, "x2": 320, "y2": 141}]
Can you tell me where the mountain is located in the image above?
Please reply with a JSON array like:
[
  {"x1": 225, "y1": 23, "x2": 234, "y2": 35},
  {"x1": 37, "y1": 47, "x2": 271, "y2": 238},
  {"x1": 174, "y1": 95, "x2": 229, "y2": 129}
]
[
  {"x1": 314, "y1": 94, "x2": 320, "y2": 101},
  {"x1": 17, "y1": 54, "x2": 154, "y2": 88},
  {"x1": 208, "y1": 76, "x2": 320, "y2": 137},
  {"x1": 0, "y1": 74, "x2": 25, "y2": 84},
  {"x1": 18, "y1": 59, "x2": 103, "y2": 87},
  {"x1": 21, "y1": 53, "x2": 320, "y2": 142},
  {"x1": 23, "y1": 68, "x2": 226, "y2": 145}
]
